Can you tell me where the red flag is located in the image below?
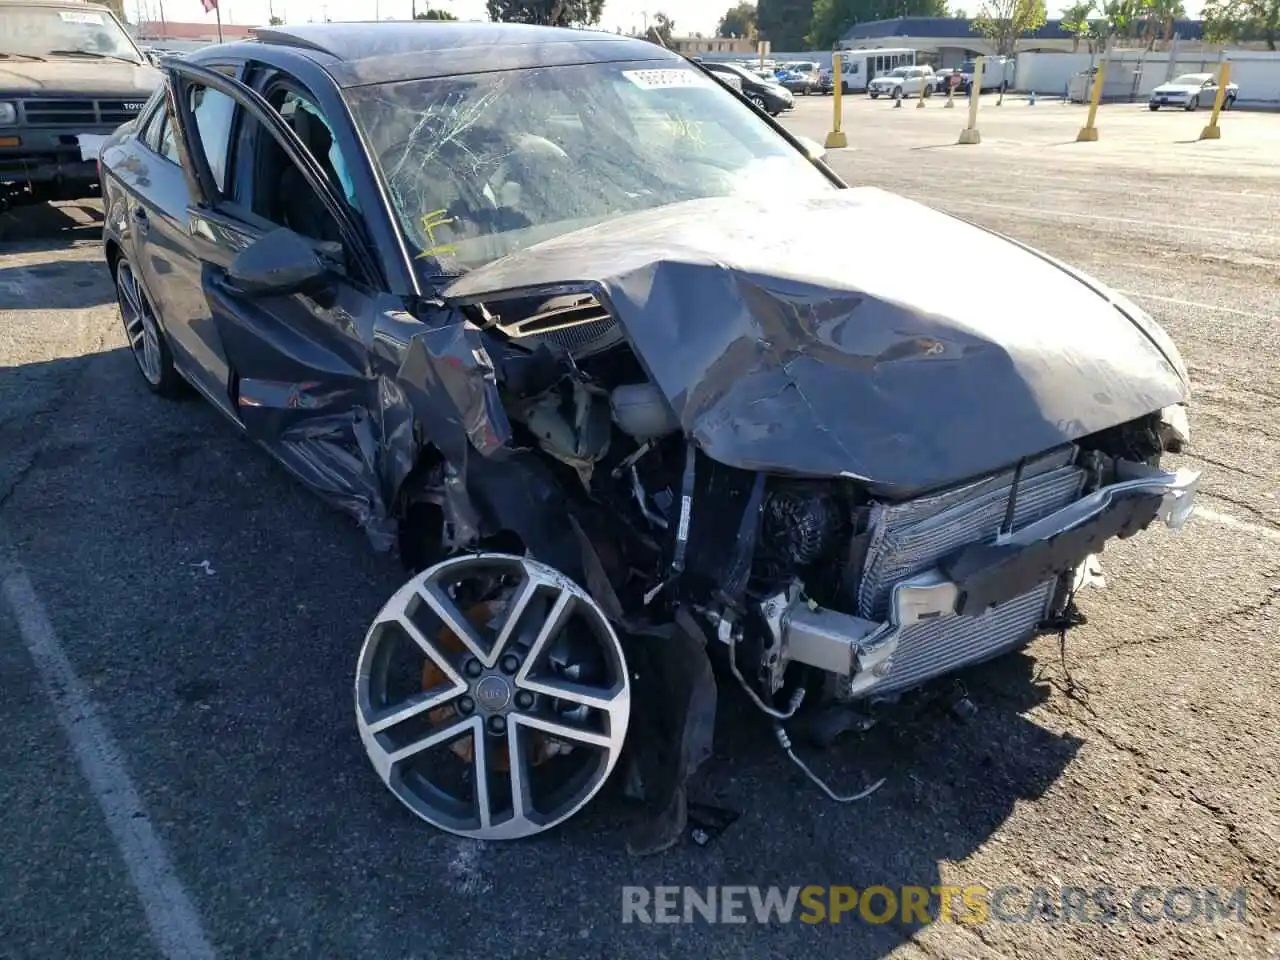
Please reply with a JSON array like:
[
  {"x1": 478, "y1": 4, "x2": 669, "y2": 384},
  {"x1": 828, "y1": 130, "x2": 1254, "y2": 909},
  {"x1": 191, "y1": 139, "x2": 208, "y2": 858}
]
[{"x1": 201, "y1": 0, "x2": 218, "y2": 11}]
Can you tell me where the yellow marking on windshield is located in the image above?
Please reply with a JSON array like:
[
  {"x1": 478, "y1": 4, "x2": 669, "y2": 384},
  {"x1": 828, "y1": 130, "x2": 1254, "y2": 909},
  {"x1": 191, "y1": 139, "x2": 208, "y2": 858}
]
[{"x1": 416, "y1": 207, "x2": 458, "y2": 258}]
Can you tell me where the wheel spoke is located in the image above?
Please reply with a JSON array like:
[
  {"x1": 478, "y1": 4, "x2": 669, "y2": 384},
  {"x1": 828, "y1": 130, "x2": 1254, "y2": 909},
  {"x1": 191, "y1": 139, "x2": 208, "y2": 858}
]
[
  {"x1": 514, "y1": 590, "x2": 574, "y2": 677},
  {"x1": 515, "y1": 712, "x2": 613, "y2": 750},
  {"x1": 516, "y1": 676, "x2": 623, "y2": 712},
  {"x1": 487, "y1": 575, "x2": 538, "y2": 665},
  {"x1": 385, "y1": 713, "x2": 478, "y2": 767},
  {"x1": 364, "y1": 685, "x2": 464, "y2": 735},
  {"x1": 505, "y1": 722, "x2": 533, "y2": 824},
  {"x1": 418, "y1": 581, "x2": 490, "y2": 664},
  {"x1": 472, "y1": 726, "x2": 493, "y2": 830},
  {"x1": 388, "y1": 610, "x2": 467, "y2": 689}
]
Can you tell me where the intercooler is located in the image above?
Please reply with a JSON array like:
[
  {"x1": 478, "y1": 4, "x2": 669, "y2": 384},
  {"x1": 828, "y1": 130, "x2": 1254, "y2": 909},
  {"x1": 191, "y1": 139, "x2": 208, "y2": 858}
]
[{"x1": 854, "y1": 446, "x2": 1086, "y2": 697}]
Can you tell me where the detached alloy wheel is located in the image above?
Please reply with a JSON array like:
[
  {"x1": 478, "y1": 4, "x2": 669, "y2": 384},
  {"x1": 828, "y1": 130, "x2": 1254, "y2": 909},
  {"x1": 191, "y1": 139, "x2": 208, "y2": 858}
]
[
  {"x1": 114, "y1": 256, "x2": 183, "y2": 397},
  {"x1": 355, "y1": 553, "x2": 631, "y2": 840}
]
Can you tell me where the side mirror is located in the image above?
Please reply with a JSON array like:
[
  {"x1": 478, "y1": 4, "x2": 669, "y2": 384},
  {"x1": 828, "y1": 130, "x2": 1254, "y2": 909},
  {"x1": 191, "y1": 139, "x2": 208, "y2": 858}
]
[
  {"x1": 225, "y1": 228, "x2": 331, "y2": 298},
  {"x1": 795, "y1": 135, "x2": 827, "y2": 161}
]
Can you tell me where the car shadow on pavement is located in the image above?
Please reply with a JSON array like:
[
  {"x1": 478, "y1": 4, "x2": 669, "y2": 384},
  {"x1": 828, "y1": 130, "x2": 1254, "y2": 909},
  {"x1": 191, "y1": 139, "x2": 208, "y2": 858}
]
[
  {"x1": 0, "y1": 257, "x2": 114, "y2": 311},
  {"x1": 0, "y1": 198, "x2": 104, "y2": 243}
]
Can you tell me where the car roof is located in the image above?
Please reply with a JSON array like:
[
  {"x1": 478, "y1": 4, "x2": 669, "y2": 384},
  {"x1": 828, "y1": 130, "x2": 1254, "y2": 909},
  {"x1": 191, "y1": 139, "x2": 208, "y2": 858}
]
[
  {"x1": 249, "y1": 21, "x2": 681, "y2": 88},
  {"x1": 1174, "y1": 72, "x2": 1213, "y2": 80}
]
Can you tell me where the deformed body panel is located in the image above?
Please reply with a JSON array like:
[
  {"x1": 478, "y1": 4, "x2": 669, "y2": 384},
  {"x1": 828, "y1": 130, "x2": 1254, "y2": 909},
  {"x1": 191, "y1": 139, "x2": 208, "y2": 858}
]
[{"x1": 444, "y1": 188, "x2": 1189, "y2": 495}]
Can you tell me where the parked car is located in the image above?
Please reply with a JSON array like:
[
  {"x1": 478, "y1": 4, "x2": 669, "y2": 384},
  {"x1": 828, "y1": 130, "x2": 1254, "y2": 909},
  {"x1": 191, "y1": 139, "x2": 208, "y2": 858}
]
[
  {"x1": 100, "y1": 21, "x2": 1199, "y2": 853},
  {"x1": 958, "y1": 56, "x2": 1014, "y2": 93},
  {"x1": 933, "y1": 68, "x2": 961, "y2": 96},
  {"x1": 701, "y1": 59, "x2": 794, "y2": 114},
  {"x1": 1148, "y1": 72, "x2": 1238, "y2": 111},
  {"x1": 868, "y1": 65, "x2": 935, "y2": 100},
  {"x1": 777, "y1": 60, "x2": 821, "y2": 94},
  {"x1": 0, "y1": 0, "x2": 160, "y2": 203}
]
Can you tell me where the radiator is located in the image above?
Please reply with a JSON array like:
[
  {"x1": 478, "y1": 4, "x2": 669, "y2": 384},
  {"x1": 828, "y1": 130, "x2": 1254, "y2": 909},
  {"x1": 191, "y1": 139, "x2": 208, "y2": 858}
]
[{"x1": 855, "y1": 446, "x2": 1086, "y2": 697}]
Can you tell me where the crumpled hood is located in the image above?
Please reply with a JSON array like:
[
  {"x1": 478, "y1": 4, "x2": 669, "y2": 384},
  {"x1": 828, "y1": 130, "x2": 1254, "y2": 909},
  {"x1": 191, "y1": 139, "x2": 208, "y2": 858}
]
[
  {"x1": 0, "y1": 60, "x2": 160, "y2": 98},
  {"x1": 443, "y1": 188, "x2": 1189, "y2": 494}
]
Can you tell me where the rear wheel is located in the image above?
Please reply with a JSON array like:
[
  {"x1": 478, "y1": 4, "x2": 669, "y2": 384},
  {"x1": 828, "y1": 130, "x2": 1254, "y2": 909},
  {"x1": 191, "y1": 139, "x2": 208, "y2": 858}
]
[
  {"x1": 869, "y1": 90, "x2": 879, "y2": 99},
  {"x1": 1224, "y1": 94, "x2": 1235, "y2": 110},
  {"x1": 355, "y1": 553, "x2": 631, "y2": 840},
  {"x1": 114, "y1": 255, "x2": 184, "y2": 397},
  {"x1": 1149, "y1": 103, "x2": 1160, "y2": 111}
]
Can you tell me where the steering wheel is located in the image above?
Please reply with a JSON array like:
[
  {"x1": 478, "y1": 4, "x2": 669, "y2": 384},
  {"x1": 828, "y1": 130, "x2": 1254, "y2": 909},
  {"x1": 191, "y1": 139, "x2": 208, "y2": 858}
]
[{"x1": 378, "y1": 136, "x2": 524, "y2": 250}]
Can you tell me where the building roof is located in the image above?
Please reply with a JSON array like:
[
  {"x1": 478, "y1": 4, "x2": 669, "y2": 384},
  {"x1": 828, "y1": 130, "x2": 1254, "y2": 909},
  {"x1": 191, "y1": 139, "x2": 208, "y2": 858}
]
[
  {"x1": 136, "y1": 20, "x2": 258, "y2": 40},
  {"x1": 841, "y1": 16, "x2": 1204, "y2": 43},
  {"x1": 249, "y1": 21, "x2": 679, "y2": 87}
]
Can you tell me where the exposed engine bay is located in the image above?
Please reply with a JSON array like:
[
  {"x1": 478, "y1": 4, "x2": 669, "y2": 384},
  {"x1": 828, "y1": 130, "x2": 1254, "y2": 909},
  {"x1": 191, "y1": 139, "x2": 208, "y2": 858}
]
[{"x1": 374, "y1": 276, "x2": 1199, "y2": 854}]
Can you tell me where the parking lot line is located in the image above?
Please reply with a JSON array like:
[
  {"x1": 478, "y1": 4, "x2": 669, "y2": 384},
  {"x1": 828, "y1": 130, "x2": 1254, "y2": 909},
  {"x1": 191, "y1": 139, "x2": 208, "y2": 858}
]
[
  {"x1": 1118, "y1": 290, "x2": 1275, "y2": 320},
  {"x1": 910, "y1": 195, "x2": 1270, "y2": 241},
  {"x1": 0, "y1": 558, "x2": 217, "y2": 960},
  {"x1": 1195, "y1": 506, "x2": 1280, "y2": 542}
]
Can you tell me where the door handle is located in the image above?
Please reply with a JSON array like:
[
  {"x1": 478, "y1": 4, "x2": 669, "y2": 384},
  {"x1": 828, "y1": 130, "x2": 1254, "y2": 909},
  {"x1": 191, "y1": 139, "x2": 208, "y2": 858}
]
[{"x1": 130, "y1": 206, "x2": 149, "y2": 229}]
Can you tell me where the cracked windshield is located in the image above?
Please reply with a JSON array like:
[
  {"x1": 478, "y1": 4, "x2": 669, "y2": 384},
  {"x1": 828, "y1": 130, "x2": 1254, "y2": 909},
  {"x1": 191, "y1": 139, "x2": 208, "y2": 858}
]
[
  {"x1": 0, "y1": 3, "x2": 142, "y2": 62},
  {"x1": 346, "y1": 61, "x2": 836, "y2": 274}
]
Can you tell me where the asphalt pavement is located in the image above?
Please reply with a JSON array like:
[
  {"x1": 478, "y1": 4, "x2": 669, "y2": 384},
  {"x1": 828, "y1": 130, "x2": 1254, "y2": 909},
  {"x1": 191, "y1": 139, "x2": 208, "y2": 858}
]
[{"x1": 1, "y1": 100, "x2": 1278, "y2": 960}]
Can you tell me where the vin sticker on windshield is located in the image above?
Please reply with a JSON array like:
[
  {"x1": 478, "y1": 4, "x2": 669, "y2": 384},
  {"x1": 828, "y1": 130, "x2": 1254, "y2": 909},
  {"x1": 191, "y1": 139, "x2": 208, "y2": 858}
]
[
  {"x1": 60, "y1": 10, "x2": 106, "y2": 23},
  {"x1": 622, "y1": 69, "x2": 712, "y2": 91}
]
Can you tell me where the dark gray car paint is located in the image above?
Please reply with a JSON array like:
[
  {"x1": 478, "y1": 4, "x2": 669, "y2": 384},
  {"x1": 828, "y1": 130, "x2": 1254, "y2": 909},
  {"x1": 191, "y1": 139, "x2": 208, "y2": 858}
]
[
  {"x1": 442, "y1": 189, "x2": 1189, "y2": 496},
  {"x1": 101, "y1": 27, "x2": 1189, "y2": 555}
]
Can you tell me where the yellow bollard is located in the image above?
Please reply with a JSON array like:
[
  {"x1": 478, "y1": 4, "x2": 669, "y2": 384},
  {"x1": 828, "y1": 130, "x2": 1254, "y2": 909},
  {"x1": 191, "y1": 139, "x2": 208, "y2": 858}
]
[
  {"x1": 1199, "y1": 61, "x2": 1232, "y2": 140},
  {"x1": 824, "y1": 53, "x2": 848, "y2": 149},
  {"x1": 944, "y1": 76, "x2": 955, "y2": 108},
  {"x1": 958, "y1": 57, "x2": 983, "y2": 143},
  {"x1": 917, "y1": 76, "x2": 927, "y2": 108},
  {"x1": 1076, "y1": 60, "x2": 1108, "y2": 141}
]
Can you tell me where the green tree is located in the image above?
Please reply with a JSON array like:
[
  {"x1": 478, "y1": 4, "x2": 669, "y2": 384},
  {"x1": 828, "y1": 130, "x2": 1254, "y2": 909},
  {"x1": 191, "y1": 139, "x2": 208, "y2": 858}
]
[
  {"x1": 269, "y1": 14, "x2": 285, "y2": 24},
  {"x1": 653, "y1": 10, "x2": 675, "y2": 42},
  {"x1": 1140, "y1": 0, "x2": 1184, "y2": 48},
  {"x1": 1101, "y1": 0, "x2": 1143, "y2": 39},
  {"x1": 485, "y1": 0, "x2": 604, "y2": 26},
  {"x1": 1203, "y1": 0, "x2": 1278, "y2": 48},
  {"x1": 416, "y1": 7, "x2": 459, "y2": 18},
  {"x1": 758, "y1": 0, "x2": 813, "y2": 49},
  {"x1": 717, "y1": 1, "x2": 758, "y2": 37},
  {"x1": 972, "y1": 0, "x2": 1047, "y2": 54},
  {"x1": 1060, "y1": 0, "x2": 1094, "y2": 50}
]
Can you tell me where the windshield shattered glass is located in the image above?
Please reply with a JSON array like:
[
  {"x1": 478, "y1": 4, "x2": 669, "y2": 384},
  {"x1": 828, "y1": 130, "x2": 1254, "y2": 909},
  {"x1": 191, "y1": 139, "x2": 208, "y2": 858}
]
[
  {"x1": 346, "y1": 61, "x2": 836, "y2": 275},
  {"x1": 0, "y1": 4, "x2": 141, "y2": 62}
]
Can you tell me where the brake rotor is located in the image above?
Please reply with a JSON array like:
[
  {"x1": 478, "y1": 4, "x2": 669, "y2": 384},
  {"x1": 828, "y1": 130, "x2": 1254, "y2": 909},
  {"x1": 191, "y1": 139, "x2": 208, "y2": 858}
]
[{"x1": 421, "y1": 600, "x2": 553, "y2": 772}]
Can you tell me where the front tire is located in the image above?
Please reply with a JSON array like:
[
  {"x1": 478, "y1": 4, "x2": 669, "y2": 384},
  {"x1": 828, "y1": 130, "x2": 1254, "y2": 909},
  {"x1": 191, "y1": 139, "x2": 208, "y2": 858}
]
[
  {"x1": 892, "y1": 86, "x2": 904, "y2": 101},
  {"x1": 355, "y1": 552, "x2": 632, "y2": 840},
  {"x1": 749, "y1": 93, "x2": 766, "y2": 111},
  {"x1": 869, "y1": 91, "x2": 879, "y2": 99},
  {"x1": 114, "y1": 255, "x2": 184, "y2": 397},
  {"x1": 1185, "y1": 96, "x2": 1198, "y2": 111},
  {"x1": 1149, "y1": 103, "x2": 1159, "y2": 111}
]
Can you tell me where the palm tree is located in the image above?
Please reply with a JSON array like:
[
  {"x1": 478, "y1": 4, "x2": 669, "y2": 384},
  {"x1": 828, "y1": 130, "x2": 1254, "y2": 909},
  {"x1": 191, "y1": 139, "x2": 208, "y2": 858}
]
[
  {"x1": 1061, "y1": 0, "x2": 1095, "y2": 51},
  {"x1": 1144, "y1": 0, "x2": 1185, "y2": 48}
]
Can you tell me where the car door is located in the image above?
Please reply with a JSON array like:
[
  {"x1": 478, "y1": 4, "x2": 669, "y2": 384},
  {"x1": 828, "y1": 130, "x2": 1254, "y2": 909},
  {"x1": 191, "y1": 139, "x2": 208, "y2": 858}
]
[
  {"x1": 1200, "y1": 78, "x2": 1216, "y2": 107},
  {"x1": 162, "y1": 60, "x2": 394, "y2": 503},
  {"x1": 124, "y1": 72, "x2": 242, "y2": 414}
]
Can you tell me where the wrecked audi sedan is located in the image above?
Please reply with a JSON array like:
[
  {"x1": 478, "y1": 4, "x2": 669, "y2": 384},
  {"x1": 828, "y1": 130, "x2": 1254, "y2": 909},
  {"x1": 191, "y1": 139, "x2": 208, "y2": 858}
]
[{"x1": 99, "y1": 22, "x2": 1199, "y2": 853}]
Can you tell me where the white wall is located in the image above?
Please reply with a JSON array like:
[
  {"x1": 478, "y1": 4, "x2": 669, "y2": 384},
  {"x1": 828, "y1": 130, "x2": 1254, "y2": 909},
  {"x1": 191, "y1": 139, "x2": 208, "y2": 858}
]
[{"x1": 1015, "y1": 48, "x2": 1280, "y2": 104}]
